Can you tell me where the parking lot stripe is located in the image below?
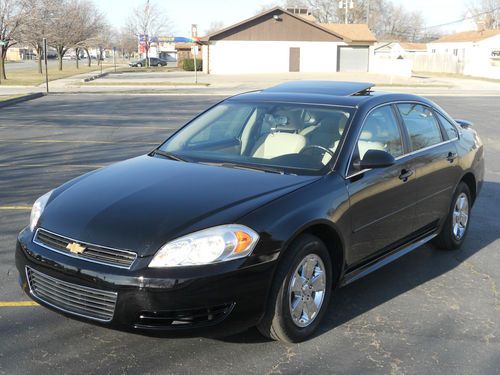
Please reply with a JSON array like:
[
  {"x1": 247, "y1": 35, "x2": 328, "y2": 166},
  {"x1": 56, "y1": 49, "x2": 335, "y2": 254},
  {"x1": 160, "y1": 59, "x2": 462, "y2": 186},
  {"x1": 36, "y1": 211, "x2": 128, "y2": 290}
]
[
  {"x1": 0, "y1": 139, "x2": 158, "y2": 145},
  {"x1": 0, "y1": 301, "x2": 39, "y2": 307},
  {"x1": 0, "y1": 206, "x2": 31, "y2": 210},
  {"x1": 0, "y1": 163, "x2": 105, "y2": 169}
]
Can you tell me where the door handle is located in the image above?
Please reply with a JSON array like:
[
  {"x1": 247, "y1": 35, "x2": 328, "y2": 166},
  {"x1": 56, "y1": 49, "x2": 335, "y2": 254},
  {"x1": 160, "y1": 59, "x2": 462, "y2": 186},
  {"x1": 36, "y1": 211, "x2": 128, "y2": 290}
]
[
  {"x1": 447, "y1": 152, "x2": 458, "y2": 162},
  {"x1": 399, "y1": 168, "x2": 414, "y2": 182}
]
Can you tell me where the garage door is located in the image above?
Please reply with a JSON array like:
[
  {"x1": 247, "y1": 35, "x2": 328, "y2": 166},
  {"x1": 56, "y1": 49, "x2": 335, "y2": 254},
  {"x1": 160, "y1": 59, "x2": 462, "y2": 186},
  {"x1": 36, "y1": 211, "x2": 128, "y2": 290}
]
[{"x1": 338, "y1": 46, "x2": 369, "y2": 72}]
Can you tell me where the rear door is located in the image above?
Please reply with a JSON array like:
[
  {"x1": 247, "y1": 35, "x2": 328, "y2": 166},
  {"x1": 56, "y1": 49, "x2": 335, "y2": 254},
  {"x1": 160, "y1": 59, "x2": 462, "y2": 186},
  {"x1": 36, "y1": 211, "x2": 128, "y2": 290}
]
[
  {"x1": 395, "y1": 103, "x2": 461, "y2": 231},
  {"x1": 289, "y1": 48, "x2": 300, "y2": 72},
  {"x1": 346, "y1": 105, "x2": 417, "y2": 266}
]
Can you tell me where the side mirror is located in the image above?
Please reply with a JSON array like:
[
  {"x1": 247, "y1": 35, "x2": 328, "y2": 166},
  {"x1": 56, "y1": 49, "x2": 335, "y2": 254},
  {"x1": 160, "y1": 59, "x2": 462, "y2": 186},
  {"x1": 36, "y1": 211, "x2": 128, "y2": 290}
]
[
  {"x1": 454, "y1": 119, "x2": 473, "y2": 128},
  {"x1": 353, "y1": 149, "x2": 395, "y2": 170}
]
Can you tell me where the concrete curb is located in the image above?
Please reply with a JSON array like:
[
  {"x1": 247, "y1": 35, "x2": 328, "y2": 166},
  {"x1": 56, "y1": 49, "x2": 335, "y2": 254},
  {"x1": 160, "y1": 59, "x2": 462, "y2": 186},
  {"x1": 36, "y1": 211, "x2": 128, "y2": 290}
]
[
  {"x1": 0, "y1": 92, "x2": 45, "y2": 108},
  {"x1": 82, "y1": 72, "x2": 110, "y2": 82}
]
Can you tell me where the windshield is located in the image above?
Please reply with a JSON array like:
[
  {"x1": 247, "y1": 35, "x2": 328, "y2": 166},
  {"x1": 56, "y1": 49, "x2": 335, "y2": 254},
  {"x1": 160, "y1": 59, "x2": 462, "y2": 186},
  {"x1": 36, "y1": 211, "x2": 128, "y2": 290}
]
[{"x1": 159, "y1": 101, "x2": 354, "y2": 175}]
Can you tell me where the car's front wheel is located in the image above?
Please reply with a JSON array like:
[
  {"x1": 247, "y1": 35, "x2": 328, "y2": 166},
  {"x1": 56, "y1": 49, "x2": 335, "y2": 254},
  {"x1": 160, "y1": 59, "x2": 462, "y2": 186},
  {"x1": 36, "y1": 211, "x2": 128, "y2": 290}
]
[
  {"x1": 257, "y1": 234, "x2": 332, "y2": 343},
  {"x1": 137, "y1": 63, "x2": 142, "y2": 67},
  {"x1": 433, "y1": 182, "x2": 471, "y2": 250}
]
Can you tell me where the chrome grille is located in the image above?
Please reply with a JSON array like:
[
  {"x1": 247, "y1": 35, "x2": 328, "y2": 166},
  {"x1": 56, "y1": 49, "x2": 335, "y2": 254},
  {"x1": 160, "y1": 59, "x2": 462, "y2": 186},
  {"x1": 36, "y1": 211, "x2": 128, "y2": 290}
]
[
  {"x1": 26, "y1": 266, "x2": 117, "y2": 322},
  {"x1": 34, "y1": 228, "x2": 137, "y2": 269}
]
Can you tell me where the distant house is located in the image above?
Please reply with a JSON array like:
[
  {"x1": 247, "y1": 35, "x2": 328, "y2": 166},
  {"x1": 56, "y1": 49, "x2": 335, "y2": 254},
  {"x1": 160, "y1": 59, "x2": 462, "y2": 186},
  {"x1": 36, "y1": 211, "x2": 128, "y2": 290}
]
[
  {"x1": 427, "y1": 29, "x2": 500, "y2": 60},
  {"x1": 374, "y1": 42, "x2": 427, "y2": 58},
  {"x1": 426, "y1": 29, "x2": 500, "y2": 79},
  {"x1": 200, "y1": 6, "x2": 377, "y2": 74}
]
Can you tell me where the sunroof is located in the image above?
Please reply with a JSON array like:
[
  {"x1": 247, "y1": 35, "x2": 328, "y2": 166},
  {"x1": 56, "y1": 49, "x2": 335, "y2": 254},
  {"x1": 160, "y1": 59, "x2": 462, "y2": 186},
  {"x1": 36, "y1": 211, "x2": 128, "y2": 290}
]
[{"x1": 264, "y1": 81, "x2": 375, "y2": 96}]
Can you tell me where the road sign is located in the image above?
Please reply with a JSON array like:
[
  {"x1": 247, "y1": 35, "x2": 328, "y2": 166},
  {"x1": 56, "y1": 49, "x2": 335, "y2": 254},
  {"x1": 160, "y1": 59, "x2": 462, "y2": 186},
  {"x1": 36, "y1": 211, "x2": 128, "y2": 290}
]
[{"x1": 191, "y1": 46, "x2": 199, "y2": 56}]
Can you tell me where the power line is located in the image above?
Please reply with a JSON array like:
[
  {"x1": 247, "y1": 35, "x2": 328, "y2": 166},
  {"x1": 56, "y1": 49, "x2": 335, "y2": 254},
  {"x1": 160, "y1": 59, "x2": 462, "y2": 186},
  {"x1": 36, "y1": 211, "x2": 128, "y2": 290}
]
[{"x1": 422, "y1": 5, "x2": 500, "y2": 30}]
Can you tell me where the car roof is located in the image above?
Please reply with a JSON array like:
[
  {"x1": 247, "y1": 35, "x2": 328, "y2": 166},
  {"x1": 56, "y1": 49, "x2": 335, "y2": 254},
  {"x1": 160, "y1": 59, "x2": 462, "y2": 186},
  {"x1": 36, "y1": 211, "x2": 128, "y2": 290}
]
[{"x1": 227, "y1": 81, "x2": 432, "y2": 109}]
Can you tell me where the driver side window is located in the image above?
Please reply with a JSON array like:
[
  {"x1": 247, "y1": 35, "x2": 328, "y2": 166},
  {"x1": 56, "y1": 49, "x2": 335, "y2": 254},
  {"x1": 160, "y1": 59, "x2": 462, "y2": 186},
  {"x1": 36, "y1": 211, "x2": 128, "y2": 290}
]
[{"x1": 353, "y1": 105, "x2": 404, "y2": 167}]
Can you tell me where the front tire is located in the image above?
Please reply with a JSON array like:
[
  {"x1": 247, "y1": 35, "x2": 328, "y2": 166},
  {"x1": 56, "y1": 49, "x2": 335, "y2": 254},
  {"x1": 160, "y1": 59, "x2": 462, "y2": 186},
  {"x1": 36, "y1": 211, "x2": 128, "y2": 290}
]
[
  {"x1": 433, "y1": 182, "x2": 471, "y2": 250},
  {"x1": 257, "y1": 234, "x2": 332, "y2": 343}
]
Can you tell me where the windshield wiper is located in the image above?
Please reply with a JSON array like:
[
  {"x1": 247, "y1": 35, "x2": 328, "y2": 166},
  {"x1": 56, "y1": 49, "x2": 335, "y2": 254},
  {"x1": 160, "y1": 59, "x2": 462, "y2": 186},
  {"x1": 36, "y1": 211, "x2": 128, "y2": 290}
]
[
  {"x1": 203, "y1": 161, "x2": 288, "y2": 175},
  {"x1": 152, "y1": 149, "x2": 187, "y2": 162}
]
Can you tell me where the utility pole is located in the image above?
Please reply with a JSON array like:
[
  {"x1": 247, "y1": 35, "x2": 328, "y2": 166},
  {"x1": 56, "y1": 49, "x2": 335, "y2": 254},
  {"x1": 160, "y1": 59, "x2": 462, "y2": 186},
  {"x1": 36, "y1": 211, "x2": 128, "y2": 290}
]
[
  {"x1": 43, "y1": 38, "x2": 49, "y2": 93},
  {"x1": 339, "y1": 0, "x2": 354, "y2": 24},
  {"x1": 366, "y1": 0, "x2": 370, "y2": 27}
]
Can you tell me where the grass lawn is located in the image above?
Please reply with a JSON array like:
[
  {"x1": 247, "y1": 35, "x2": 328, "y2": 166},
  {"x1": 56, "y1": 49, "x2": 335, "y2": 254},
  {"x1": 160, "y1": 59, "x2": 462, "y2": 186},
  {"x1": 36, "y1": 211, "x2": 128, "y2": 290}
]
[{"x1": 0, "y1": 64, "x2": 110, "y2": 86}]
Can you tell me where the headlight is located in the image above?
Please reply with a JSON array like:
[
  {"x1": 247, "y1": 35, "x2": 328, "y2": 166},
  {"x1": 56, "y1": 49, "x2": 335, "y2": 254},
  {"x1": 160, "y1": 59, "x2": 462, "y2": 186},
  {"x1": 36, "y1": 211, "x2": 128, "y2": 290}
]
[
  {"x1": 149, "y1": 224, "x2": 259, "y2": 268},
  {"x1": 30, "y1": 191, "x2": 53, "y2": 231}
]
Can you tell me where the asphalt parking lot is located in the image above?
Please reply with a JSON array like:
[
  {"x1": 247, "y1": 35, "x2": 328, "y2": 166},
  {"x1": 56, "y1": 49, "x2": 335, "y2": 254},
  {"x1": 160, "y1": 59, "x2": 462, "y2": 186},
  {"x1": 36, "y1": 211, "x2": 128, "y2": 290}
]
[{"x1": 0, "y1": 94, "x2": 499, "y2": 374}]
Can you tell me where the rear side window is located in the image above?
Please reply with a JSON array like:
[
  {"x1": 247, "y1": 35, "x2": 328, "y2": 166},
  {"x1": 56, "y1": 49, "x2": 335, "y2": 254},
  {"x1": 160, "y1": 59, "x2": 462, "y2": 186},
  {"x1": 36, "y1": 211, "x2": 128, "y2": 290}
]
[
  {"x1": 357, "y1": 105, "x2": 404, "y2": 159},
  {"x1": 436, "y1": 112, "x2": 459, "y2": 140},
  {"x1": 397, "y1": 104, "x2": 442, "y2": 151}
]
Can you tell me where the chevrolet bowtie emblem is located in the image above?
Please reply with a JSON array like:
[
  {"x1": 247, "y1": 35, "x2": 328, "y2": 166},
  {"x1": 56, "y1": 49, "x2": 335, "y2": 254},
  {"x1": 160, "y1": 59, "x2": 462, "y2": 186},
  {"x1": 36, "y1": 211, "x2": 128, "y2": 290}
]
[{"x1": 66, "y1": 242, "x2": 86, "y2": 254}]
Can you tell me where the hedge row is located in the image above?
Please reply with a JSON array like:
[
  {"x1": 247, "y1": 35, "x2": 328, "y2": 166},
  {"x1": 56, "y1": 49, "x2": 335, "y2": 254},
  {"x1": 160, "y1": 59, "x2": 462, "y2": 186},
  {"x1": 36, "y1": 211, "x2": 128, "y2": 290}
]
[{"x1": 182, "y1": 59, "x2": 203, "y2": 71}]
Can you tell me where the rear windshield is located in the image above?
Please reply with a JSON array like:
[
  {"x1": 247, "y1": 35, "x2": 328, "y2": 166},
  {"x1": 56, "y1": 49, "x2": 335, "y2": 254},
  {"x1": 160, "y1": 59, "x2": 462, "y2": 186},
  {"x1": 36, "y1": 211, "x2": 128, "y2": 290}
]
[{"x1": 159, "y1": 101, "x2": 355, "y2": 175}]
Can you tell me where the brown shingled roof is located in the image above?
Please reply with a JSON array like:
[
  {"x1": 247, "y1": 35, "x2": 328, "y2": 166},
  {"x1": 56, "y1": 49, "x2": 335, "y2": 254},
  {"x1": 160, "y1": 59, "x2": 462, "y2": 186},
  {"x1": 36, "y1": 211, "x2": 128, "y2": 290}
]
[
  {"x1": 433, "y1": 29, "x2": 500, "y2": 43},
  {"x1": 320, "y1": 23, "x2": 377, "y2": 42},
  {"x1": 399, "y1": 42, "x2": 427, "y2": 50}
]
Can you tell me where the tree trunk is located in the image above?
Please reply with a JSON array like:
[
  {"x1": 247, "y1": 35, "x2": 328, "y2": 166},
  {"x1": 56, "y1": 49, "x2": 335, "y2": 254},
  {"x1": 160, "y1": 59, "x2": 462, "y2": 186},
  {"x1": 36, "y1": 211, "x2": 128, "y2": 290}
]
[
  {"x1": 37, "y1": 46, "x2": 43, "y2": 74},
  {"x1": 1, "y1": 47, "x2": 6, "y2": 80},
  {"x1": 57, "y1": 49, "x2": 63, "y2": 71},
  {"x1": 85, "y1": 48, "x2": 91, "y2": 67},
  {"x1": 75, "y1": 48, "x2": 79, "y2": 69}
]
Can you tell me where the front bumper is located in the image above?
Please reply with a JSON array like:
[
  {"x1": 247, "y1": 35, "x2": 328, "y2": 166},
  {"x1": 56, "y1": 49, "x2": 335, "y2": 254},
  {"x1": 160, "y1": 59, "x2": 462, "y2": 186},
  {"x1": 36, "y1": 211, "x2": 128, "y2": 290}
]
[{"x1": 16, "y1": 228, "x2": 277, "y2": 337}]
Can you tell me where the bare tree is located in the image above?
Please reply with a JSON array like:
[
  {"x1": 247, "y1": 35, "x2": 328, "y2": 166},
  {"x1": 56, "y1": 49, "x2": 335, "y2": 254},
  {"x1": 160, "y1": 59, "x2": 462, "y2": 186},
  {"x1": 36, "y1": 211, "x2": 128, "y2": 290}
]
[
  {"x1": 127, "y1": 0, "x2": 172, "y2": 67},
  {"x1": 0, "y1": 0, "x2": 25, "y2": 79},
  {"x1": 45, "y1": 0, "x2": 81, "y2": 70},
  {"x1": 467, "y1": 0, "x2": 500, "y2": 28},
  {"x1": 72, "y1": 0, "x2": 107, "y2": 69},
  {"x1": 19, "y1": 0, "x2": 57, "y2": 74},
  {"x1": 280, "y1": 0, "x2": 424, "y2": 41},
  {"x1": 204, "y1": 21, "x2": 225, "y2": 36},
  {"x1": 117, "y1": 26, "x2": 138, "y2": 59}
]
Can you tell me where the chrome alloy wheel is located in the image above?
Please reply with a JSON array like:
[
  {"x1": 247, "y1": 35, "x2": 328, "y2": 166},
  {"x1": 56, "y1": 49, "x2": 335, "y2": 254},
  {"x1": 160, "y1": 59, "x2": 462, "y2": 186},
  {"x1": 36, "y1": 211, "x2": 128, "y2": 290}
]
[
  {"x1": 452, "y1": 192, "x2": 469, "y2": 240},
  {"x1": 288, "y1": 254, "x2": 326, "y2": 328}
]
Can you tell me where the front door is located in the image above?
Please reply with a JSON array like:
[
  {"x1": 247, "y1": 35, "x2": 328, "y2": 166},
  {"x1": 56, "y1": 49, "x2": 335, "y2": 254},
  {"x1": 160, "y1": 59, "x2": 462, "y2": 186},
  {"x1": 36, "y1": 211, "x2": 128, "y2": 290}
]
[
  {"x1": 346, "y1": 105, "x2": 417, "y2": 266},
  {"x1": 289, "y1": 48, "x2": 300, "y2": 72}
]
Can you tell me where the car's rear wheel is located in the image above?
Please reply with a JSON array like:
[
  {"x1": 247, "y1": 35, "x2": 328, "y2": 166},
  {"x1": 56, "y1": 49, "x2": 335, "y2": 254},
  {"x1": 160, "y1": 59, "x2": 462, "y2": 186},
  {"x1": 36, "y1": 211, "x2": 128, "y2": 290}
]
[
  {"x1": 433, "y1": 182, "x2": 471, "y2": 250},
  {"x1": 137, "y1": 63, "x2": 142, "y2": 67},
  {"x1": 157, "y1": 63, "x2": 162, "y2": 67},
  {"x1": 257, "y1": 234, "x2": 332, "y2": 343}
]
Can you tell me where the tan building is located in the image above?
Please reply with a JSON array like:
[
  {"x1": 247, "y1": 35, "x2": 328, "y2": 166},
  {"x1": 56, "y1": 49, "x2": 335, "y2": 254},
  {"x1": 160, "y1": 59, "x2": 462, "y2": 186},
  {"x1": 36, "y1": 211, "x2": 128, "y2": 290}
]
[{"x1": 200, "y1": 7, "x2": 376, "y2": 74}]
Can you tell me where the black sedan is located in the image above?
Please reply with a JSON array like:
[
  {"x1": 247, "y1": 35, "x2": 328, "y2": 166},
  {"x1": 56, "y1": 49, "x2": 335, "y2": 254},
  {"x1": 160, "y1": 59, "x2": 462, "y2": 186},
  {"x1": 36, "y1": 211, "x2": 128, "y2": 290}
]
[
  {"x1": 16, "y1": 81, "x2": 484, "y2": 342},
  {"x1": 129, "y1": 57, "x2": 168, "y2": 67}
]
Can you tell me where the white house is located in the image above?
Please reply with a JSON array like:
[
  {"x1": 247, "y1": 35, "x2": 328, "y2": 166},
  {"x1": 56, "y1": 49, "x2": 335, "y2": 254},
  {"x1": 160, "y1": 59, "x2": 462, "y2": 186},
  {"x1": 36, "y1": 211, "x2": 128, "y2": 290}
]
[
  {"x1": 200, "y1": 7, "x2": 377, "y2": 75},
  {"x1": 427, "y1": 29, "x2": 500, "y2": 79},
  {"x1": 375, "y1": 42, "x2": 427, "y2": 58}
]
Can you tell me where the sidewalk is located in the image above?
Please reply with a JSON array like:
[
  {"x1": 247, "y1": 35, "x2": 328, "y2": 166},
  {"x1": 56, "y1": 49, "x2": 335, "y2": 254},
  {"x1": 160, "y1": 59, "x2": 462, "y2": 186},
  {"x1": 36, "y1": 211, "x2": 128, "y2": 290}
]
[{"x1": 1, "y1": 69, "x2": 500, "y2": 96}]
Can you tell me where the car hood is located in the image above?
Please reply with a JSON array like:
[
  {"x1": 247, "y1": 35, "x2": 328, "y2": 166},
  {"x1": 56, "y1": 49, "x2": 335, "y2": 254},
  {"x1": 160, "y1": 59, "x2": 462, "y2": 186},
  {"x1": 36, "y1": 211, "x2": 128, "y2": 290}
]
[{"x1": 40, "y1": 155, "x2": 319, "y2": 257}]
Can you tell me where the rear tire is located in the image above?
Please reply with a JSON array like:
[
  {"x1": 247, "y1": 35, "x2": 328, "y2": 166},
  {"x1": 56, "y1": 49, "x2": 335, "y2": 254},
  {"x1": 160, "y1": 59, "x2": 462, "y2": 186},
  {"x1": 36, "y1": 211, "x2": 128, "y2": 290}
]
[
  {"x1": 433, "y1": 182, "x2": 471, "y2": 250},
  {"x1": 257, "y1": 234, "x2": 332, "y2": 343}
]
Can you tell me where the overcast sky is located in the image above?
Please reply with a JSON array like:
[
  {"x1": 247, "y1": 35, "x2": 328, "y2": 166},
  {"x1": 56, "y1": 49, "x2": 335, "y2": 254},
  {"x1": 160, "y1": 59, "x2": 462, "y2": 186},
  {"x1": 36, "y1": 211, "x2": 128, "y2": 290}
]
[{"x1": 98, "y1": 0, "x2": 469, "y2": 36}]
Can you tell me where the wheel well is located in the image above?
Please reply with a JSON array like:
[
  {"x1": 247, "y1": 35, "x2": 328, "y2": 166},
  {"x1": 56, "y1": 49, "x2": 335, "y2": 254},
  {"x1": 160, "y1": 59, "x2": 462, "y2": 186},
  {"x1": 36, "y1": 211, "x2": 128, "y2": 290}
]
[
  {"x1": 303, "y1": 224, "x2": 344, "y2": 284},
  {"x1": 461, "y1": 173, "x2": 477, "y2": 204}
]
